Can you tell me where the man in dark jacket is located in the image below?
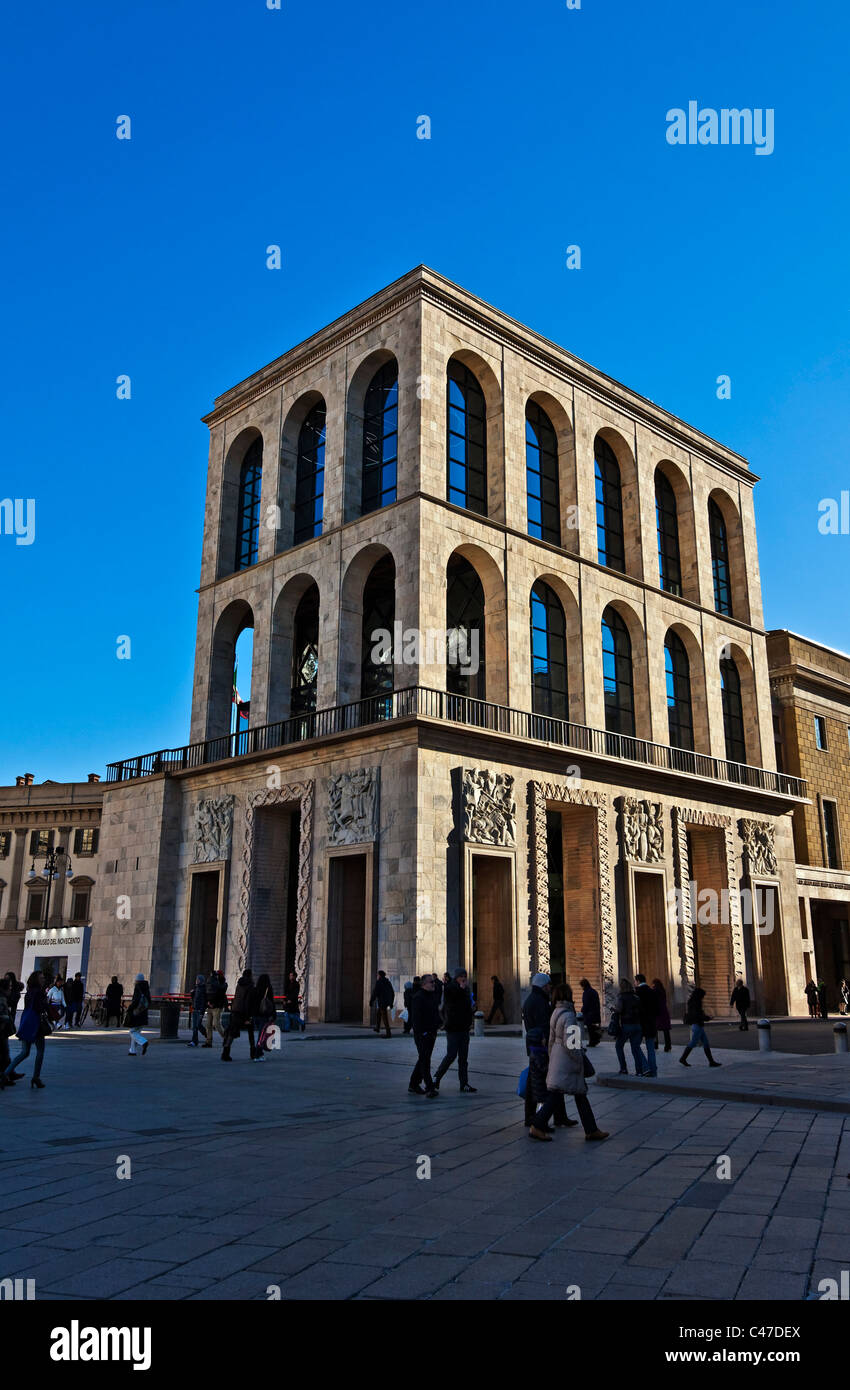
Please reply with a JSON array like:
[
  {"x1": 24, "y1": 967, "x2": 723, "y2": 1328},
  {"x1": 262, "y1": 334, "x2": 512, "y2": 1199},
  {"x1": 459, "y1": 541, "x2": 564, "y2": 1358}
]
[
  {"x1": 65, "y1": 973, "x2": 85, "y2": 1028},
  {"x1": 221, "y1": 970, "x2": 258, "y2": 1061},
  {"x1": 635, "y1": 973, "x2": 659, "y2": 1077},
  {"x1": 188, "y1": 973, "x2": 208, "y2": 1047},
  {"x1": 578, "y1": 977, "x2": 602, "y2": 1046},
  {"x1": 370, "y1": 970, "x2": 395, "y2": 1037},
  {"x1": 403, "y1": 978, "x2": 419, "y2": 1035},
  {"x1": 283, "y1": 971, "x2": 304, "y2": 1032},
  {"x1": 433, "y1": 969, "x2": 477, "y2": 1092},
  {"x1": 486, "y1": 975, "x2": 506, "y2": 1025},
  {"x1": 203, "y1": 970, "x2": 227, "y2": 1045},
  {"x1": 408, "y1": 975, "x2": 440, "y2": 1097},
  {"x1": 104, "y1": 976, "x2": 123, "y2": 1028},
  {"x1": 730, "y1": 979, "x2": 751, "y2": 1030}
]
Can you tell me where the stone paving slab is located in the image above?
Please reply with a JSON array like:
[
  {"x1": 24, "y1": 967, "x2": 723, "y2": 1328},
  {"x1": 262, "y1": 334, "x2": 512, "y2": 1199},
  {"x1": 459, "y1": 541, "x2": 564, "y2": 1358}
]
[
  {"x1": 2, "y1": 1030, "x2": 850, "y2": 1301},
  {"x1": 597, "y1": 1045, "x2": 850, "y2": 1112}
]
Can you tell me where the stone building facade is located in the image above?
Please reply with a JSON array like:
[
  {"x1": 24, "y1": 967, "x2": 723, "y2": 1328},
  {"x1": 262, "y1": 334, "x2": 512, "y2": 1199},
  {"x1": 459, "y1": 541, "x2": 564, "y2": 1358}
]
[
  {"x1": 0, "y1": 774, "x2": 103, "y2": 977},
  {"x1": 768, "y1": 629, "x2": 850, "y2": 1010},
  {"x1": 84, "y1": 267, "x2": 807, "y2": 1021}
]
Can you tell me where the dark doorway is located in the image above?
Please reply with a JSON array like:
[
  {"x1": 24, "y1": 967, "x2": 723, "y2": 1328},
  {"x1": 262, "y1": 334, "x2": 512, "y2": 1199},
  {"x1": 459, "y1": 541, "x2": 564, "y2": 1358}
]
[
  {"x1": 326, "y1": 854, "x2": 368, "y2": 1022},
  {"x1": 250, "y1": 807, "x2": 300, "y2": 985},
  {"x1": 754, "y1": 885, "x2": 787, "y2": 1014},
  {"x1": 633, "y1": 872, "x2": 668, "y2": 987},
  {"x1": 185, "y1": 871, "x2": 220, "y2": 990},
  {"x1": 811, "y1": 903, "x2": 850, "y2": 1013}
]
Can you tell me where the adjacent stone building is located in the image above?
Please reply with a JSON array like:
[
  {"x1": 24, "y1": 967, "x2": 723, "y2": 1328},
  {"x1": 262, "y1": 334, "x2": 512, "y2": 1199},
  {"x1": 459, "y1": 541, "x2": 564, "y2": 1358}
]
[
  {"x1": 768, "y1": 629, "x2": 850, "y2": 1010},
  {"x1": 53, "y1": 268, "x2": 809, "y2": 1020}
]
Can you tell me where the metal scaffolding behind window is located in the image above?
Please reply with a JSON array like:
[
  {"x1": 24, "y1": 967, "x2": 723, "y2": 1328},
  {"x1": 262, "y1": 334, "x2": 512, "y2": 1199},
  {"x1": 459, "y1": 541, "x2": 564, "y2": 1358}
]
[
  {"x1": 446, "y1": 554, "x2": 485, "y2": 700},
  {"x1": 294, "y1": 404, "x2": 326, "y2": 545},
  {"x1": 665, "y1": 630, "x2": 694, "y2": 750},
  {"x1": 362, "y1": 363, "x2": 398, "y2": 515},
  {"x1": 530, "y1": 581, "x2": 568, "y2": 719},
  {"x1": 655, "y1": 469, "x2": 682, "y2": 595},
  {"x1": 290, "y1": 584, "x2": 319, "y2": 715},
  {"x1": 360, "y1": 556, "x2": 395, "y2": 699},
  {"x1": 525, "y1": 402, "x2": 560, "y2": 545},
  {"x1": 235, "y1": 438, "x2": 262, "y2": 571},
  {"x1": 602, "y1": 606, "x2": 635, "y2": 737},
  {"x1": 709, "y1": 499, "x2": 732, "y2": 615},
  {"x1": 447, "y1": 362, "x2": 487, "y2": 515},
  {"x1": 594, "y1": 437, "x2": 625, "y2": 572}
]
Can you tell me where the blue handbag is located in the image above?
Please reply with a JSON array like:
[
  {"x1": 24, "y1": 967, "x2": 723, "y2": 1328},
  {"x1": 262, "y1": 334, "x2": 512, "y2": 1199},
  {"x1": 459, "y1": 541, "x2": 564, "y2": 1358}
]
[
  {"x1": 516, "y1": 1066, "x2": 529, "y2": 1099},
  {"x1": 16, "y1": 1007, "x2": 39, "y2": 1043}
]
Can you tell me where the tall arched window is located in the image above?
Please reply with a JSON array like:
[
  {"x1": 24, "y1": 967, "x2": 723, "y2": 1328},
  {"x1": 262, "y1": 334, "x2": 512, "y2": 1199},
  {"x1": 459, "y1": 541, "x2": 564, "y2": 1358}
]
[
  {"x1": 294, "y1": 404, "x2": 326, "y2": 545},
  {"x1": 530, "y1": 582, "x2": 568, "y2": 719},
  {"x1": 362, "y1": 363, "x2": 398, "y2": 515},
  {"x1": 235, "y1": 439, "x2": 262, "y2": 571},
  {"x1": 665, "y1": 631, "x2": 693, "y2": 750},
  {"x1": 446, "y1": 555, "x2": 485, "y2": 700},
  {"x1": 290, "y1": 585, "x2": 319, "y2": 716},
  {"x1": 360, "y1": 556, "x2": 395, "y2": 700},
  {"x1": 720, "y1": 657, "x2": 746, "y2": 763},
  {"x1": 601, "y1": 607, "x2": 634, "y2": 737},
  {"x1": 447, "y1": 362, "x2": 487, "y2": 515},
  {"x1": 709, "y1": 499, "x2": 732, "y2": 616},
  {"x1": 526, "y1": 403, "x2": 560, "y2": 545},
  {"x1": 655, "y1": 469, "x2": 682, "y2": 595},
  {"x1": 594, "y1": 437, "x2": 625, "y2": 572}
]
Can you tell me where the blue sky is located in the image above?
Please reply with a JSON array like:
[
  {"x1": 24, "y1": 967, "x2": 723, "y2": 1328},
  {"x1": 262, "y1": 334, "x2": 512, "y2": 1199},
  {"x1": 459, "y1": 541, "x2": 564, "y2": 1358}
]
[{"x1": 2, "y1": 0, "x2": 848, "y2": 784}]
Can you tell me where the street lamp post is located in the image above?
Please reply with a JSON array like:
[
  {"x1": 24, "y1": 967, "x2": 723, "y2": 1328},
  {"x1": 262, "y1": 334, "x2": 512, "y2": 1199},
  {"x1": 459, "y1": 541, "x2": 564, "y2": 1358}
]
[{"x1": 27, "y1": 843, "x2": 74, "y2": 928}]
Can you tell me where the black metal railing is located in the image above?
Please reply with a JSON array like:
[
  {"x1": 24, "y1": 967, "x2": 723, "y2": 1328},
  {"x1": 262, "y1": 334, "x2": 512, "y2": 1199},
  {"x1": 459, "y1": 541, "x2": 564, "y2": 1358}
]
[{"x1": 105, "y1": 685, "x2": 807, "y2": 799}]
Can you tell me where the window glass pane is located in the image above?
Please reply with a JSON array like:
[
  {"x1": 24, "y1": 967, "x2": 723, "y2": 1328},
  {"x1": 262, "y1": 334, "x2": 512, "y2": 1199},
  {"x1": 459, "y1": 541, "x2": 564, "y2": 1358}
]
[{"x1": 446, "y1": 363, "x2": 488, "y2": 517}]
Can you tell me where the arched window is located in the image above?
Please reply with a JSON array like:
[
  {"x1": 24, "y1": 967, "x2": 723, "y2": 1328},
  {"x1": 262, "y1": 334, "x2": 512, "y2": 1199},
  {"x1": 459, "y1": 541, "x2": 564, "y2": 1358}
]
[
  {"x1": 526, "y1": 403, "x2": 560, "y2": 545},
  {"x1": 530, "y1": 582, "x2": 568, "y2": 719},
  {"x1": 362, "y1": 363, "x2": 398, "y2": 515},
  {"x1": 665, "y1": 631, "x2": 693, "y2": 750},
  {"x1": 294, "y1": 404, "x2": 326, "y2": 545},
  {"x1": 290, "y1": 585, "x2": 319, "y2": 716},
  {"x1": 360, "y1": 556, "x2": 395, "y2": 699},
  {"x1": 709, "y1": 499, "x2": 732, "y2": 616},
  {"x1": 594, "y1": 438, "x2": 625, "y2": 572},
  {"x1": 446, "y1": 555, "x2": 485, "y2": 700},
  {"x1": 447, "y1": 362, "x2": 487, "y2": 515},
  {"x1": 601, "y1": 607, "x2": 634, "y2": 737},
  {"x1": 720, "y1": 657, "x2": 746, "y2": 763},
  {"x1": 235, "y1": 438, "x2": 262, "y2": 571},
  {"x1": 655, "y1": 469, "x2": 682, "y2": 595}
]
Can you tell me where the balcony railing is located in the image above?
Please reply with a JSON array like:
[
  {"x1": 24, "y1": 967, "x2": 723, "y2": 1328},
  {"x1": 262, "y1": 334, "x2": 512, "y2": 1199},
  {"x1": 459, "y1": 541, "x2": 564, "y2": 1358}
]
[{"x1": 105, "y1": 686, "x2": 807, "y2": 799}]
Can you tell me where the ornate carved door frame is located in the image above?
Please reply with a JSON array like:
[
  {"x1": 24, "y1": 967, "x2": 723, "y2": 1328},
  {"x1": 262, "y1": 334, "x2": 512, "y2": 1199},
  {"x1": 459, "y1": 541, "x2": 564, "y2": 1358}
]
[{"x1": 239, "y1": 782, "x2": 314, "y2": 1010}]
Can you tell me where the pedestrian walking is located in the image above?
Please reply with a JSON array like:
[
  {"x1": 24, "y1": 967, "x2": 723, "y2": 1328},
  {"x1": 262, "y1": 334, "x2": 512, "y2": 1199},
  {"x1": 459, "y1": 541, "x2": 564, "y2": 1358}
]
[
  {"x1": 203, "y1": 970, "x2": 227, "y2": 1045},
  {"x1": 635, "y1": 974, "x2": 659, "y2": 1076},
  {"x1": 65, "y1": 973, "x2": 85, "y2": 1028},
  {"x1": 651, "y1": 978, "x2": 673, "y2": 1051},
  {"x1": 730, "y1": 978, "x2": 751, "y2": 1031},
  {"x1": 840, "y1": 979, "x2": 850, "y2": 1016},
  {"x1": 188, "y1": 973, "x2": 208, "y2": 1047},
  {"x1": 370, "y1": 970, "x2": 395, "y2": 1037},
  {"x1": 433, "y1": 969, "x2": 477, "y2": 1092},
  {"x1": 283, "y1": 971, "x2": 304, "y2": 1032},
  {"x1": 805, "y1": 979, "x2": 819, "y2": 1017},
  {"x1": 0, "y1": 976, "x2": 15, "y2": 1089},
  {"x1": 253, "y1": 973, "x2": 277, "y2": 1058},
  {"x1": 4, "y1": 972, "x2": 22, "y2": 1020},
  {"x1": 408, "y1": 974, "x2": 441, "y2": 1098},
  {"x1": 104, "y1": 976, "x2": 124, "y2": 1027},
  {"x1": 402, "y1": 978, "x2": 418, "y2": 1035},
  {"x1": 679, "y1": 988, "x2": 722, "y2": 1067},
  {"x1": 47, "y1": 977, "x2": 67, "y2": 1030},
  {"x1": 578, "y1": 977, "x2": 602, "y2": 1046},
  {"x1": 522, "y1": 973, "x2": 572, "y2": 1130},
  {"x1": 4, "y1": 970, "x2": 50, "y2": 1088},
  {"x1": 486, "y1": 975, "x2": 507, "y2": 1025},
  {"x1": 221, "y1": 970, "x2": 258, "y2": 1061},
  {"x1": 818, "y1": 979, "x2": 829, "y2": 1020},
  {"x1": 529, "y1": 984, "x2": 609, "y2": 1143},
  {"x1": 125, "y1": 973, "x2": 151, "y2": 1056},
  {"x1": 613, "y1": 979, "x2": 646, "y2": 1076}
]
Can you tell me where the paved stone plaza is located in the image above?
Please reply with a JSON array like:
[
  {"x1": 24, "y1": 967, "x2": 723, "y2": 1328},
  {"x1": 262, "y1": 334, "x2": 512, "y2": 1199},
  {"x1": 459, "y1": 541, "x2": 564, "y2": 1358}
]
[{"x1": 1, "y1": 1029, "x2": 848, "y2": 1302}]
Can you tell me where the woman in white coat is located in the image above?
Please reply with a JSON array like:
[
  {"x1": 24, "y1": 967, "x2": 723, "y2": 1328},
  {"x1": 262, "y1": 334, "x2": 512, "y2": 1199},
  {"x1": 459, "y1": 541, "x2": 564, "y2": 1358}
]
[{"x1": 529, "y1": 983, "x2": 609, "y2": 1143}]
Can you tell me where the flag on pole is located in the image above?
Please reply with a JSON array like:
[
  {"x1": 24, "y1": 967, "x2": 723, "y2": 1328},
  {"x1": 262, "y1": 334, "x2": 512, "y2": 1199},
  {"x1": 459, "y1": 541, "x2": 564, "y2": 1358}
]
[{"x1": 232, "y1": 665, "x2": 250, "y2": 723}]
